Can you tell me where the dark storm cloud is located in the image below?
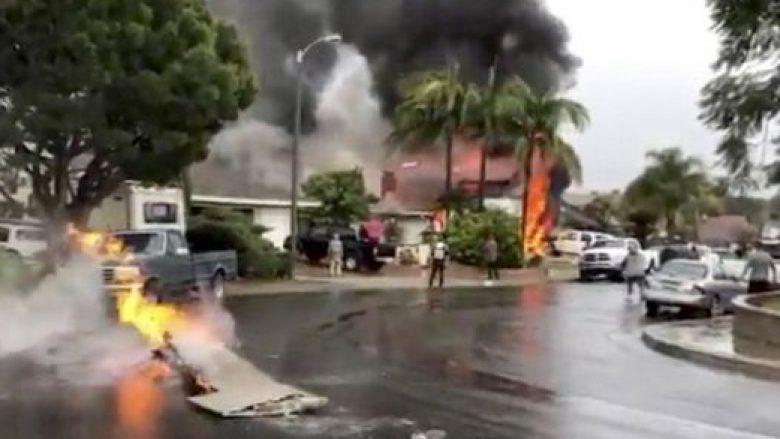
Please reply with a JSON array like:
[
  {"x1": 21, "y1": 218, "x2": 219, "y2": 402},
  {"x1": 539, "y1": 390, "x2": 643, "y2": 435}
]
[{"x1": 206, "y1": 0, "x2": 578, "y2": 130}]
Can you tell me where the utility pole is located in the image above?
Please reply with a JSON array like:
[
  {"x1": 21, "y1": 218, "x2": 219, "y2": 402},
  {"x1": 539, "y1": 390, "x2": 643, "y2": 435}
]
[{"x1": 288, "y1": 34, "x2": 342, "y2": 279}]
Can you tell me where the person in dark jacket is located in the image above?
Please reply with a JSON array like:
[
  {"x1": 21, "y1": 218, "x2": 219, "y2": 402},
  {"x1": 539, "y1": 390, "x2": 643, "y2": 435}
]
[{"x1": 483, "y1": 234, "x2": 499, "y2": 282}]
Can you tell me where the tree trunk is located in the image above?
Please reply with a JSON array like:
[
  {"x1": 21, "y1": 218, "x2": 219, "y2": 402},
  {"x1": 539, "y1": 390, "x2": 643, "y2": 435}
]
[
  {"x1": 666, "y1": 212, "x2": 676, "y2": 237},
  {"x1": 519, "y1": 139, "x2": 535, "y2": 268},
  {"x1": 443, "y1": 130, "x2": 454, "y2": 220},
  {"x1": 181, "y1": 170, "x2": 192, "y2": 215},
  {"x1": 445, "y1": 130, "x2": 454, "y2": 196},
  {"x1": 478, "y1": 142, "x2": 488, "y2": 211}
]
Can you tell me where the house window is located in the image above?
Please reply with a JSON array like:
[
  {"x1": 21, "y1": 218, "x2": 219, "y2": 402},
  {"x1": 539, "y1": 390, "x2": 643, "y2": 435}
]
[{"x1": 143, "y1": 202, "x2": 178, "y2": 224}]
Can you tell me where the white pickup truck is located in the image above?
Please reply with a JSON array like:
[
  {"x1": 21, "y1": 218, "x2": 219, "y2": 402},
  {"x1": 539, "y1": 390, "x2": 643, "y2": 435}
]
[{"x1": 579, "y1": 238, "x2": 660, "y2": 281}]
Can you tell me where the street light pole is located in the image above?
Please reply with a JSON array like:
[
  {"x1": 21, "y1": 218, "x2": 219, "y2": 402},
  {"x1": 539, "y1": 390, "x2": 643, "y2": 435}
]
[{"x1": 288, "y1": 34, "x2": 342, "y2": 279}]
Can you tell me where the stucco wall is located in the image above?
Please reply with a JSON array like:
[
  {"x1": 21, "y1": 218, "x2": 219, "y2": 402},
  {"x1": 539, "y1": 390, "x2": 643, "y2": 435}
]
[{"x1": 733, "y1": 293, "x2": 780, "y2": 360}]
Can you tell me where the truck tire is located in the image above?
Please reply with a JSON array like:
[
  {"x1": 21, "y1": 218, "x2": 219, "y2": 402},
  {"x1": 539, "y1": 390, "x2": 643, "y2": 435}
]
[
  {"x1": 143, "y1": 279, "x2": 162, "y2": 303},
  {"x1": 645, "y1": 301, "x2": 659, "y2": 318},
  {"x1": 344, "y1": 255, "x2": 359, "y2": 272},
  {"x1": 210, "y1": 271, "x2": 225, "y2": 300}
]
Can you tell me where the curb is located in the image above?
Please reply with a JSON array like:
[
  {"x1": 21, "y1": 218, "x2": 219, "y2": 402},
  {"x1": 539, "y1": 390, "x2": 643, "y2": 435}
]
[
  {"x1": 641, "y1": 326, "x2": 780, "y2": 382},
  {"x1": 226, "y1": 277, "x2": 549, "y2": 299}
]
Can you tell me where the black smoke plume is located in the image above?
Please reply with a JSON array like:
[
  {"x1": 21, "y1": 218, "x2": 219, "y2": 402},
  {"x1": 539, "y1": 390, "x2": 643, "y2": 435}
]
[{"x1": 207, "y1": 0, "x2": 577, "y2": 131}]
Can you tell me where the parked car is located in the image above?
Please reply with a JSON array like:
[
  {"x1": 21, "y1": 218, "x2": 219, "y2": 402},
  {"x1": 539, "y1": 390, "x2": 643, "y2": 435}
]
[
  {"x1": 642, "y1": 259, "x2": 746, "y2": 318},
  {"x1": 102, "y1": 229, "x2": 238, "y2": 301},
  {"x1": 0, "y1": 220, "x2": 47, "y2": 259},
  {"x1": 286, "y1": 224, "x2": 392, "y2": 272},
  {"x1": 555, "y1": 230, "x2": 613, "y2": 256},
  {"x1": 579, "y1": 238, "x2": 660, "y2": 281}
]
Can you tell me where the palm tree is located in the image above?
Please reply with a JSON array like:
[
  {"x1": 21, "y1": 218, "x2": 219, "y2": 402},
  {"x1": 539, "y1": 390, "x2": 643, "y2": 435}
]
[
  {"x1": 391, "y1": 67, "x2": 479, "y2": 200},
  {"x1": 463, "y1": 76, "x2": 529, "y2": 210},
  {"x1": 506, "y1": 81, "x2": 589, "y2": 263},
  {"x1": 623, "y1": 147, "x2": 708, "y2": 234}
]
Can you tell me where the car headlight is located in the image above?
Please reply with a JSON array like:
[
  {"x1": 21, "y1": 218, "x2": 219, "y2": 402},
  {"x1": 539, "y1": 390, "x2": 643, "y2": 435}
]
[
  {"x1": 683, "y1": 283, "x2": 703, "y2": 295},
  {"x1": 114, "y1": 265, "x2": 142, "y2": 282}
]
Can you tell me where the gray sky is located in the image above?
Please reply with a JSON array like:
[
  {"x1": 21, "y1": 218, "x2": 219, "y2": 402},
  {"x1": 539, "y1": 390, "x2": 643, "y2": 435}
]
[{"x1": 545, "y1": 0, "x2": 721, "y2": 192}]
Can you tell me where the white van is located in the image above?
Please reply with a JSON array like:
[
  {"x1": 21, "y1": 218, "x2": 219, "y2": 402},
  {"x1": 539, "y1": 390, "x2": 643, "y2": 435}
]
[
  {"x1": 555, "y1": 230, "x2": 613, "y2": 256},
  {"x1": 0, "y1": 220, "x2": 47, "y2": 259}
]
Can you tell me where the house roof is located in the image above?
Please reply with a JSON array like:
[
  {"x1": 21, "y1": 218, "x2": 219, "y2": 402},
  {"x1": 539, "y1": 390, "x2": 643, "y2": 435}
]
[
  {"x1": 383, "y1": 138, "x2": 521, "y2": 211},
  {"x1": 698, "y1": 215, "x2": 756, "y2": 245}
]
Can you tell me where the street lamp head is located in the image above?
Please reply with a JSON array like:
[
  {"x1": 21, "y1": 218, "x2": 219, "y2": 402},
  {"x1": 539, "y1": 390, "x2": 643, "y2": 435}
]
[{"x1": 322, "y1": 34, "x2": 342, "y2": 44}]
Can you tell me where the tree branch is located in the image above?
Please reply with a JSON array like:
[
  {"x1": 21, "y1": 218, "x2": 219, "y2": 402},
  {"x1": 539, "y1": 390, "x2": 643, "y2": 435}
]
[{"x1": 0, "y1": 184, "x2": 22, "y2": 209}]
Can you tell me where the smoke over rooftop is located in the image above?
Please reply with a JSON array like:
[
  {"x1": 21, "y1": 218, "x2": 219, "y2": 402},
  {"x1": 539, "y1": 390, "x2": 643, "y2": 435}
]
[
  {"x1": 197, "y1": 0, "x2": 578, "y2": 199},
  {"x1": 209, "y1": 0, "x2": 577, "y2": 127}
]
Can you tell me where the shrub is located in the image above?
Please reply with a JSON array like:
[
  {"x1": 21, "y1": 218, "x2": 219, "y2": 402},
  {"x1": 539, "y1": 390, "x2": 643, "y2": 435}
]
[
  {"x1": 187, "y1": 208, "x2": 289, "y2": 279},
  {"x1": 447, "y1": 209, "x2": 523, "y2": 268}
]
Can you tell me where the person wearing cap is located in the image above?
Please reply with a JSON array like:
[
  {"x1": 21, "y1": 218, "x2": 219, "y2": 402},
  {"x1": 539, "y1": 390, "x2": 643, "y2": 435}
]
[{"x1": 623, "y1": 241, "x2": 647, "y2": 297}]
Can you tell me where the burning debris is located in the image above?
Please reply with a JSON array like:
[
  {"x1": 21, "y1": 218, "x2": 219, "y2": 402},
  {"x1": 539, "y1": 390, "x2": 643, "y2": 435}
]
[{"x1": 68, "y1": 226, "x2": 327, "y2": 417}]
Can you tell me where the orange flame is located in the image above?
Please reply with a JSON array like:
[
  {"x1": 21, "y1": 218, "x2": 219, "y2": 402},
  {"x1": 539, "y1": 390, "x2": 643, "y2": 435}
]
[
  {"x1": 68, "y1": 226, "x2": 183, "y2": 347},
  {"x1": 521, "y1": 149, "x2": 555, "y2": 259}
]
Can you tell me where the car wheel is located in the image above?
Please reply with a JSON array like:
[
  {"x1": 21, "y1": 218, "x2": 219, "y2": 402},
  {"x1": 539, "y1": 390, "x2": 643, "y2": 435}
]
[
  {"x1": 143, "y1": 279, "x2": 162, "y2": 303},
  {"x1": 579, "y1": 271, "x2": 590, "y2": 282},
  {"x1": 344, "y1": 255, "x2": 359, "y2": 272},
  {"x1": 645, "y1": 301, "x2": 659, "y2": 317},
  {"x1": 708, "y1": 295, "x2": 722, "y2": 318},
  {"x1": 210, "y1": 272, "x2": 225, "y2": 300}
]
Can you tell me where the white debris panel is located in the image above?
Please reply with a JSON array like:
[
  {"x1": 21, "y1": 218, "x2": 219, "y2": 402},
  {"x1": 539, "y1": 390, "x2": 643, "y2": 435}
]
[{"x1": 181, "y1": 345, "x2": 328, "y2": 417}]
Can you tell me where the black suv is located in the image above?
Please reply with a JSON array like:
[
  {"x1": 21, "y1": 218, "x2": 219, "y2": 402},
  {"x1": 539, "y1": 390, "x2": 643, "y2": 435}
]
[{"x1": 286, "y1": 225, "x2": 387, "y2": 272}]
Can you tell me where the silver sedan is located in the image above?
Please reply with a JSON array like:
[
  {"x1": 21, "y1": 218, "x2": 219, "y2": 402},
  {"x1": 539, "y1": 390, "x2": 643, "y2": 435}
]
[{"x1": 642, "y1": 259, "x2": 746, "y2": 317}]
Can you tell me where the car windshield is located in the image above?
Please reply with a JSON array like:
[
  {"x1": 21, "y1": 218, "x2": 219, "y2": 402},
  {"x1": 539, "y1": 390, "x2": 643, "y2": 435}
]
[
  {"x1": 589, "y1": 240, "x2": 625, "y2": 249},
  {"x1": 112, "y1": 233, "x2": 164, "y2": 255},
  {"x1": 659, "y1": 261, "x2": 708, "y2": 280}
]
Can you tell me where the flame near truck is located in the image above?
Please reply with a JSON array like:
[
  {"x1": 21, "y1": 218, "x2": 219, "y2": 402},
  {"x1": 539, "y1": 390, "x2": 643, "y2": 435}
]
[{"x1": 88, "y1": 182, "x2": 237, "y2": 301}]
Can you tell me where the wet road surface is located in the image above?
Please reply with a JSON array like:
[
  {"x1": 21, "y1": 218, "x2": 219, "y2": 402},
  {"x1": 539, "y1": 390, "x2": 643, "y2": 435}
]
[{"x1": 2, "y1": 282, "x2": 780, "y2": 438}]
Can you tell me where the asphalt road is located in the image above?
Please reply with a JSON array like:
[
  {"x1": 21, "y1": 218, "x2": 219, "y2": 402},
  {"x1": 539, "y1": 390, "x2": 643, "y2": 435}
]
[{"x1": 2, "y1": 281, "x2": 780, "y2": 439}]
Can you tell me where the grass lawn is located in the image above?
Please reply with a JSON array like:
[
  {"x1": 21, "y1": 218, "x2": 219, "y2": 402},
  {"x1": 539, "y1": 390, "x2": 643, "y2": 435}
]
[{"x1": 764, "y1": 298, "x2": 780, "y2": 313}]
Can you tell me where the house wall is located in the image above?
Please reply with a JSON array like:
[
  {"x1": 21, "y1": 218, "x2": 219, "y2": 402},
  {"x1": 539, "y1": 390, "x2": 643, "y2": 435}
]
[
  {"x1": 396, "y1": 216, "x2": 429, "y2": 245},
  {"x1": 485, "y1": 197, "x2": 521, "y2": 215},
  {"x1": 253, "y1": 207, "x2": 290, "y2": 249}
]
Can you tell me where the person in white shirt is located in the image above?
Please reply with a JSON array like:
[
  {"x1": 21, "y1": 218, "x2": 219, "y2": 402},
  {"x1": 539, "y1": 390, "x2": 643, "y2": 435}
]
[{"x1": 429, "y1": 235, "x2": 449, "y2": 288}]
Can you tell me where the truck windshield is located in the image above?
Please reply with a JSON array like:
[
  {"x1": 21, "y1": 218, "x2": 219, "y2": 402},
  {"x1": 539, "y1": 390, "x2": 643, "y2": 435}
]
[{"x1": 113, "y1": 233, "x2": 164, "y2": 254}]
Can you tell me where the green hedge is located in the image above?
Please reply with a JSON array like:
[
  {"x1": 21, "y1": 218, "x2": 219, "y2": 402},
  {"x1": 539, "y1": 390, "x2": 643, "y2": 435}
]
[
  {"x1": 187, "y1": 208, "x2": 290, "y2": 280},
  {"x1": 447, "y1": 209, "x2": 523, "y2": 268}
]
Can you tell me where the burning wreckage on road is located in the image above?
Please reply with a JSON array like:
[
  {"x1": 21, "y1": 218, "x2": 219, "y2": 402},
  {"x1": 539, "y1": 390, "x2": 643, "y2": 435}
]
[{"x1": 69, "y1": 227, "x2": 328, "y2": 417}]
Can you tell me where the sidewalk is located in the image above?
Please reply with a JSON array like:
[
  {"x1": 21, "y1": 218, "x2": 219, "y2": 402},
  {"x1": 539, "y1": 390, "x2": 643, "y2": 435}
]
[
  {"x1": 642, "y1": 317, "x2": 780, "y2": 381},
  {"x1": 226, "y1": 262, "x2": 577, "y2": 297}
]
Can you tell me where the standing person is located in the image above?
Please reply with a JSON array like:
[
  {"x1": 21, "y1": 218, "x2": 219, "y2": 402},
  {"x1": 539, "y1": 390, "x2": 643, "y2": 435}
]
[
  {"x1": 483, "y1": 234, "x2": 500, "y2": 283},
  {"x1": 429, "y1": 235, "x2": 448, "y2": 288},
  {"x1": 328, "y1": 233, "x2": 343, "y2": 277},
  {"x1": 623, "y1": 242, "x2": 647, "y2": 297},
  {"x1": 741, "y1": 242, "x2": 777, "y2": 294}
]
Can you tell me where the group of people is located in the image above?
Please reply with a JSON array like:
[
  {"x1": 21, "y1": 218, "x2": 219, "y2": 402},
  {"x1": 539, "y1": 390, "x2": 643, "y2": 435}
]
[
  {"x1": 622, "y1": 240, "x2": 778, "y2": 297},
  {"x1": 427, "y1": 234, "x2": 500, "y2": 289}
]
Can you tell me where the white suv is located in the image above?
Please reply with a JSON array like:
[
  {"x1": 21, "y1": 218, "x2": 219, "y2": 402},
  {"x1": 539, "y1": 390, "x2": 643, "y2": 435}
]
[
  {"x1": 0, "y1": 221, "x2": 47, "y2": 259},
  {"x1": 555, "y1": 230, "x2": 613, "y2": 256}
]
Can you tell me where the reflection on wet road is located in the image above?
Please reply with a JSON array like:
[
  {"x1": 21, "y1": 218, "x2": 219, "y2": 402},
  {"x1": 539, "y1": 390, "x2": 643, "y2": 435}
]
[{"x1": 2, "y1": 282, "x2": 780, "y2": 438}]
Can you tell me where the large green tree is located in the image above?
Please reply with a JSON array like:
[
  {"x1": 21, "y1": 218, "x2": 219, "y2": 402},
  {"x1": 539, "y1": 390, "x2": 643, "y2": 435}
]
[
  {"x1": 302, "y1": 168, "x2": 372, "y2": 225},
  {"x1": 623, "y1": 148, "x2": 718, "y2": 234},
  {"x1": 390, "y1": 67, "x2": 480, "y2": 199},
  {"x1": 0, "y1": 0, "x2": 256, "y2": 234},
  {"x1": 701, "y1": 0, "x2": 780, "y2": 190}
]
